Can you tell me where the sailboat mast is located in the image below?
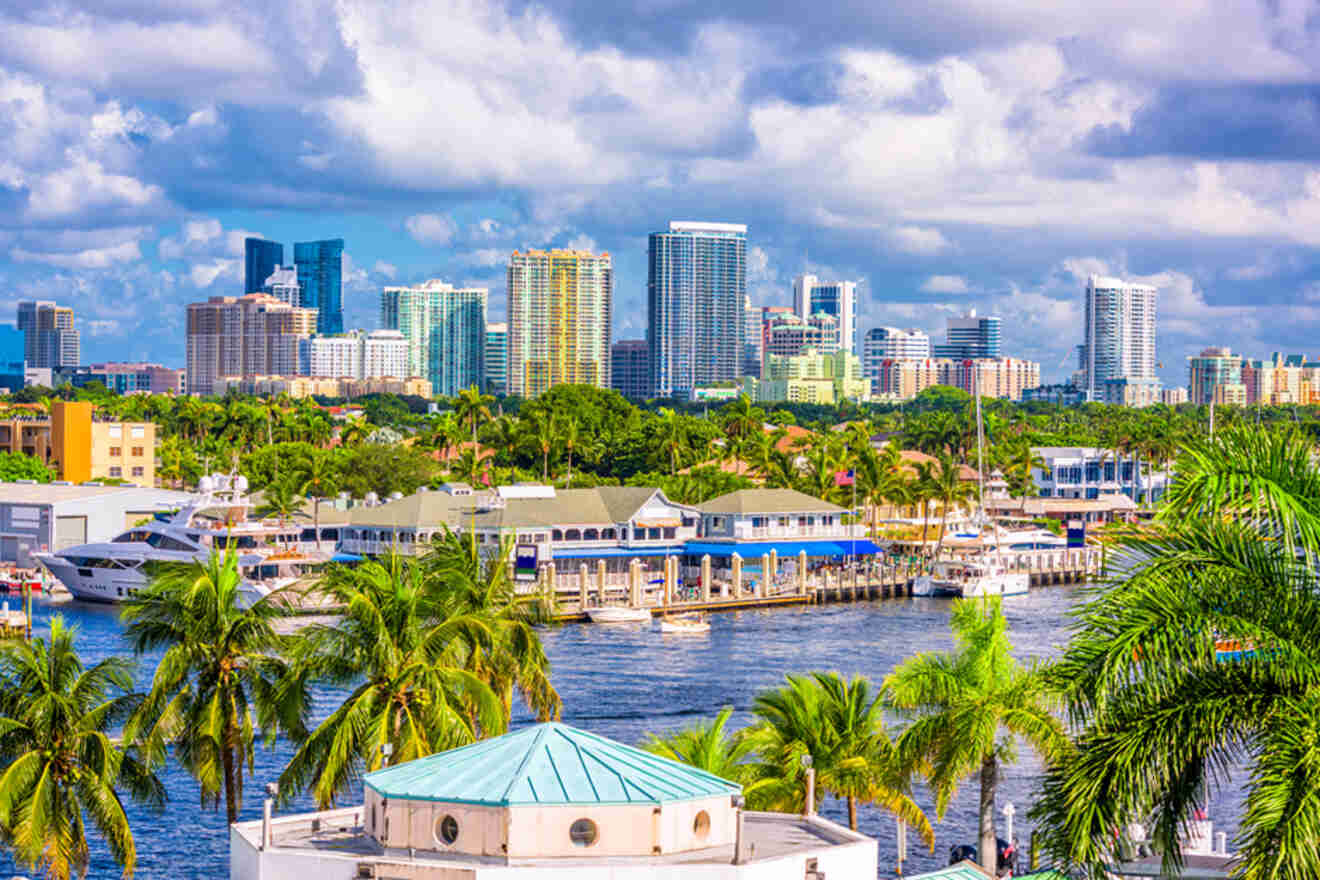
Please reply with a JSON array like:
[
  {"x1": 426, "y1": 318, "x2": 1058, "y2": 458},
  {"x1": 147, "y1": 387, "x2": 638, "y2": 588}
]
[{"x1": 975, "y1": 368, "x2": 985, "y2": 510}]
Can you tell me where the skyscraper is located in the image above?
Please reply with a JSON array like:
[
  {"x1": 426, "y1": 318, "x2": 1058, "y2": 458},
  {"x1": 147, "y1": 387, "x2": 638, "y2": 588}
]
[
  {"x1": 262, "y1": 267, "x2": 301, "y2": 307},
  {"x1": 743, "y1": 297, "x2": 763, "y2": 378},
  {"x1": 244, "y1": 238, "x2": 284, "y2": 294},
  {"x1": 484, "y1": 322, "x2": 508, "y2": 396},
  {"x1": 648, "y1": 222, "x2": 746, "y2": 398},
  {"x1": 862, "y1": 327, "x2": 931, "y2": 393},
  {"x1": 294, "y1": 239, "x2": 345, "y2": 334},
  {"x1": 186, "y1": 294, "x2": 317, "y2": 395},
  {"x1": 507, "y1": 249, "x2": 612, "y2": 397},
  {"x1": 1081, "y1": 275, "x2": 1157, "y2": 399},
  {"x1": 381, "y1": 280, "x2": 487, "y2": 397},
  {"x1": 1187, "y1": 346, "x2": 1245, "y2": 405},
  {"x1": 932, "y1": 310, "x2": 1001, "y2": 359},
  {"x1": 611, "y1": 339, "x2": 650, "y2": 400},
  {"x1": 793, "y1": 274, "x2": 858, "y2": 352},
  {"x1": 17, "y1": 301, "x2": 79, "y2": 369}
]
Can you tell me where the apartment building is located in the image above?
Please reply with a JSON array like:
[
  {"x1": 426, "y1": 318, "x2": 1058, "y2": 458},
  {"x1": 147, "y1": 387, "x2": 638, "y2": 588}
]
[{"x1": 186, "y1": 293, "x2": 317, "y2": 395}]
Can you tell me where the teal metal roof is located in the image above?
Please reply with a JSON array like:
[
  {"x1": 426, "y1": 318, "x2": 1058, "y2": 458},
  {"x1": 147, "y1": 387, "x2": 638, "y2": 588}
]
[
  {"x1": 364, "y1": 722, "x2": 742, "y2": 807},
  {"x1": 907, "y1": 863, "x2": 989, "y2": 880}
]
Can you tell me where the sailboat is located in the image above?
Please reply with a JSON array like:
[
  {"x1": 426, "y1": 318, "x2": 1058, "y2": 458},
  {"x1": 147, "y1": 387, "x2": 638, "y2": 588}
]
[{"x1": 911, "y1": 372, "x2": 1030, "y2": 599}]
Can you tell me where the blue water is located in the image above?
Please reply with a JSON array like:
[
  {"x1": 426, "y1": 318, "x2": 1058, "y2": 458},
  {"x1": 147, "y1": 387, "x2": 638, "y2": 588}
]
[{"x1": 0, "y1": 589, "x2": 1244, "y2": 877}]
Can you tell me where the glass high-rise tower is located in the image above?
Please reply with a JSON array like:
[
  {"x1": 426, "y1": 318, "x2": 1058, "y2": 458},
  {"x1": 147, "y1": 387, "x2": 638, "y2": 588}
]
[
  {"x1": 294, "y1": 239, "x2": 344, "y2": 334},
  {"x1": 1081, "y1": 274, "x2": 1157, "y2": 399},
  {"x1": 647, "y1": 222, "x2": 746, "y2": 398},
  {"x1": 381, "y1": 280, "x2": 487, "y2": 397},
  {"x1": 244, "y1": 238, "x2": 284, "y2": 294}
]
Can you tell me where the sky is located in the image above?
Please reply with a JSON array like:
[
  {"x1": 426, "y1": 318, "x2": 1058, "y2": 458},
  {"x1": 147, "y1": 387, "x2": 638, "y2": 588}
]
[{"x1": 3, "y1": 0, "x2": 1320, "y2": 386}]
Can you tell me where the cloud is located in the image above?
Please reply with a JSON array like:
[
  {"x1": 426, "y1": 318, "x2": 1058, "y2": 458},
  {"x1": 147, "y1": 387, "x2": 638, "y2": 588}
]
[
  {"x1": 373, "y1": 260, "x2": 397, "y2": 279},
  {"x1": 565, "y1": 233, "x2": 598, "y2": 252},
  {"x1": 405, "y1": 213, "x2": 458, "y2": 245},
  {"x1": 12, "y1": 239, "x2": 142, "y2": 269},
  {"x1": 920, "y1": 274, "x2": 970, "y2": 294},
  {"x1": 23, "y1": 154, "x2": 168, "y2": 222},
  {"x1": 890, "y1": 225, "x2": 951, "y2": 256}
]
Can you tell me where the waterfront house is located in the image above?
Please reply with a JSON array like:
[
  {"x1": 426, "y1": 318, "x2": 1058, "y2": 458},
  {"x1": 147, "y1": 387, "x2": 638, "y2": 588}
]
[
  {"x1": 1031, "y1": 446, "x2": 1169, "y2": 504},
  {"x1": 230, "y1": 722, "x2": 876, "y2": 880}
]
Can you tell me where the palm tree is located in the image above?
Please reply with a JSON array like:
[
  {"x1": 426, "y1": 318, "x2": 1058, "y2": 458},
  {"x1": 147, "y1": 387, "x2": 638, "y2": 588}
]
[
  {"x1": 0, "y1": 617, "x2": 165, "y2": 880},
  {"x1": 721, "y1": 395, "x2": 765, "y2": 454},
  {"x1": 292, "y1": 451, "x2": 339, "y2": 552},
  {"x1": 886, "y1": 598, "x2": 1065, "y2": 876},
  {"x1": 521, "y1": 410, "x2": 556, "y2": 482},
  {"x1": 930, "y1": 452, "x2": 979, "y2": 559},
  {"x1": 743, "y1": 672, "x2": 934, "y2": 841},
  {"x1": 654, "y1": 408, "x2": 690, "y2": 475},
  {"x1": 561, "y1": 416, "x2": 581, "y2": 483},
  {"x1": 454, "y1": 385, "x2": 494, "y2": 450},
  {"x1": 642, "y1": 707, "x2": 755, "y2": 784},
  {"x1": 423, "y1": 530, "x2": 560, "y2": 719},
  {"x1": 279, "y1": 556, "x2": 504, "y2": 808},
  {"x1": 121, "y1": 550, "x2": 302, "y2": 825},
  {"x1": 254, "y1": 477, "x2": 302, "y2": 523},
  {"x1": 1032, "y1": 424, "x2": 1320, "y2": 879}
]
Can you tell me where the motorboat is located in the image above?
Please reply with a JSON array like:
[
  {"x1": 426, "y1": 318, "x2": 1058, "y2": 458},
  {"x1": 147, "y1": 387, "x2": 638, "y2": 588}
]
[
  {"x1": 34, "y1": 473, "x2": 330, "y2": 606},
  {"x1": 586, "y1": 606, "x2": 652, "y2": 624},
  {"x1": 911, "y1": 558, "x2": 1030, "y2": 599},
  {"x1": 659, "y1": 613, "x2": 710, "y2": 634}
]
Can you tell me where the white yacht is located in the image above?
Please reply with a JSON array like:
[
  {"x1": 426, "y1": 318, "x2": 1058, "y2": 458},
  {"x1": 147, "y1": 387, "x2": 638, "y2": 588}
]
[
  {"x1": 35, "y1": 474, "x2": 331, "y2": 606},
  {"x1": 911, "y1": 558, "x2": 1030, "y2": 598}
]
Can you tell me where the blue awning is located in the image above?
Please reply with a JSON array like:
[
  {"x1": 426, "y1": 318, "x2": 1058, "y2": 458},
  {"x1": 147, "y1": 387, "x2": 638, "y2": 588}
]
[
  {"x1": 330, "y1": 552, "x2": 364, "y2": 562},
  {"x1": 683, "y1": 539, "x2": 885, "y2": 559},
  {"x1": 552, "y1": 546, "x2": 685, "y2": 560}
]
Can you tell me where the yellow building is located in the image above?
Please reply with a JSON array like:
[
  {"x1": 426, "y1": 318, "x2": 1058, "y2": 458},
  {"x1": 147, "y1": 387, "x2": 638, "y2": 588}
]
[
  {"x1": 1, "y1": 402, "x2": 155, "y2": 485},
  {"x1": 507, "y1": 249, "x2": 612, "y2": 397},
  {"x1": 750, "y1": 348, "x2": 870, "y2": 405}
]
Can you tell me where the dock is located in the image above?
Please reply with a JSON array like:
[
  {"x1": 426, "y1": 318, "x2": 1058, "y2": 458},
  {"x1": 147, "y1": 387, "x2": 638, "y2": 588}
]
[{"x1": 548, "y1": 546, "x2": 1104, "y2": 621}]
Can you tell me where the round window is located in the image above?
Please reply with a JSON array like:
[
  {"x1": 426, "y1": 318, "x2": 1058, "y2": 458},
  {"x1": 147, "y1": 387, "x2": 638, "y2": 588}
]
[
  {"x1": 569, "y1": 818, "x2": 598, "y2": 847},
  {"x1": 693, "y1": 810, "x2": 711, "y2": 839},
  {"x1": 435, "y1": 815, "x2": 459, "y2": 846}
]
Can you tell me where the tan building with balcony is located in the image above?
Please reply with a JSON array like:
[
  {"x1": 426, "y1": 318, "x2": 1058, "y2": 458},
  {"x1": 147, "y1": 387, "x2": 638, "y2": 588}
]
[{"x1": 0, "y1": 401, "x2": 155, "y2": 484}]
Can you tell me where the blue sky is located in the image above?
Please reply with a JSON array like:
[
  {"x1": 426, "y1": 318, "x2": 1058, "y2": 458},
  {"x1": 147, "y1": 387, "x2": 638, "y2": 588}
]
[{"x1": 3, "y1": 0, "x2": 1320, "y2": 385}]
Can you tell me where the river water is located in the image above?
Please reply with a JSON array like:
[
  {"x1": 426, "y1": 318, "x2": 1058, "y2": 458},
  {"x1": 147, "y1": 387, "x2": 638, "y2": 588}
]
[{"x1": 0, "y1": 587, "x2": 1243, "y2": 878}]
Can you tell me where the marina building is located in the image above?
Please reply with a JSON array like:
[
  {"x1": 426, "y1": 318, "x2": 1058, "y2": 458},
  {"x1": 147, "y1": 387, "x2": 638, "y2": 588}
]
[
  {"x1": 0, "y1": 401, "x2": 155, "y2": 485},
  {"x1": 381, "y1": 280, "x2": 487, "y2": 398},
  {"x1": 300, "y1": 330, "x2": 410, "y2": 380},
  {"x1": 793, "y1": 274, "x2": 858, "y2": 352},
  {"x1": 648, "y1": 222, "x2": 746, "y2": 398},
  {"x1": 611, "y1": 339, "x2": 650, "y2": 400},
  {"x1": 484, "y1": 322, "x2": 508, "y2": 395},
  {"x1": 17, "y1": 300, "x2": 79, "y2": 370},
  {"x1": 230, "y1": 721, "x2": 876, "y2": 880},
  {"x1": 294, "y1": 238, "x2": 345, "y2": 334},
  {"x1": 0, "y1": 482, "x2": 190, "y2": 567},
  {"x1": 1031, "y1": 446, "x2": 1169, "y2": 504},
  {"x1": 186, "y1": 294, "x2": 318, "y2": 396},
  {"x1": 932, "y1": 311, "x2": 1000, "y2": 360},
  {"x1": 507, "y1": 249, "x2": 613, "y2": 397},
  {"x1": 244, "y1": 237, "x2": 284, "y2": 295},
  {"x1": 1081, "y1": 275, "x2": 1157, "y2": 400}
]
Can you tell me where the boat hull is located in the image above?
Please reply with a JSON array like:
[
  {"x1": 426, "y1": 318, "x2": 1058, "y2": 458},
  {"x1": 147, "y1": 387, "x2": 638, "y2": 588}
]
[
  {"x1": 586, "y1": 607, "x2": 651, "y2": 624},
  {"x1": 911, "y1": 572, "x2": 1030, "y2": 599}
]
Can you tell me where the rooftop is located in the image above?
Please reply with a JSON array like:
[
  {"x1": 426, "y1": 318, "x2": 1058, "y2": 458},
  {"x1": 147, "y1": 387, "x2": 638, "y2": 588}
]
[
  {"x1": 0, "y1": 482, "x2": 190, "y2": 506},
  {"x1": 696, "y1": 488, "x2": 846, "y2": 516},
  {"x1": 365, "y1": 722, "x2": 741, "y2": 807}
]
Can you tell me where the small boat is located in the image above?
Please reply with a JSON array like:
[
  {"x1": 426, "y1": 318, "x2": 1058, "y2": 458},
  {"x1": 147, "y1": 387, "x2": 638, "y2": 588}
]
[
  {"x1": 659, "y1": 613, "x2": 710, "y2": 634},
  {"x1": 586, "y1": 606, "x2": 652, "y2": 624},
  {"x1": 912, "y1": 558, "x2": 1029, "y2": 598}
]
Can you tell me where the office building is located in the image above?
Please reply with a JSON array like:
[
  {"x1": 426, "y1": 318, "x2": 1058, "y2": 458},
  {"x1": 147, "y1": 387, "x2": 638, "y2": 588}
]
[
  {"x1": 648, "y1": 222, "x2": 746, "y2": 398},
  {"x1": 484, "y1": 323, "x2": 508, "y2": 396},
  {"x1": 742, "y1": 297, "x2": 762, "y2": 378},
  {"x1": 869, "y1": 356, "x2": 1039, "y2": 402},
  {"x1": 59, "y1": 363, "x2": 185, "y2": 395},
  {"x1": 262, "y1": 267, "x2": 301, "y2": 308},
  {"x1": 1243, "y1": 352, "x2": 1308, "y2": 405},
  {"x1": 17, "y1": 301, "x2": 79, "y2": 370},
  {"x1": 0, "y1": 325, "x2": 23, "y2": 392},
  {"x1": 381, "y1": 280, "x2": 486, "y2": 397},
  {"x1": 186, "y1": 294, "x2": 317, "y2": 395},
  {"x1": 244, "y1": 238, "x2": 284, "y2": 294},
  {"x1": 1081, "y1": 275, "x2": 1157, "y2": 399},
  {"x1": 611, "y1": 339, "x2": 650, "y2": 400},
  {"x1": 793, "y1": 275, "x2": 858, "y2": 352},
  {"x1": 507, "y1": 249, "x2": 612, "y2": 397},
  {"x1": 762, "y1": 313, "x2": 840, "y2": 362},
  {"x1": 748, "y1": 348, "x2": 870, "y2": 405},
  {"x1": 0, "y1": 401, "x2": 155, "y2": 486},
  {"x1": 932, "y1": 310, "x2": 1001, "y2": 360},
  {"x1": 1100, "y1": 377, "x2": 1162, "y2": 408},
  {"x1": 294, "y1": 238, "x2": 345, "y2": 334},
  {"x1": 211, "y1": 375, "x2": 432, "y2": 400},
  {"x1": 300, "y1": 330, "x2": 409, "y2": 380},
  {"x1": 1161, "y1": 387, "x2": 1188, "y2": 406},
  {"x1": 863, "y1": 327, "x2": 930, "y2": 393},
  {"x1": 1187, "y1": 347, "x2": 1244, "y2": 405},
  {"x1": 1022, "y1": 384, "x2": 1088, "y2": 406}
]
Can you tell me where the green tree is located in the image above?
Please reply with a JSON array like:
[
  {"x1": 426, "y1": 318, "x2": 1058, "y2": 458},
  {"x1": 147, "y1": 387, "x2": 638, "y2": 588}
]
[
  {"x1": 0, "y1": 451, "x2": 54, "y2": 483},
  {"x1": 279, "y1": 556, "x2": 504, "y2": 808},
  {"x1": 0, "y1": 617, "x2": 164, "y2": 880},
  {"x1": 642, "y1": 707, "x2": 755, "y2": 784},
  {"x1": 654, "y1": 408, "x2": 691, "y2": 475},
  {"x1": 254, "y1": 477, "x2": 302, "y2": 522},
  {"x1": 886, "y1": 598, "x2": 1065, "y2": 876},
  {"x1": 743, "y1": 672, "x2": 933, "y2": 840},
  {"x1": 121, "y1": 550, "x2": 302, "y2": 825},
  {"x1": 292, "y1": 450, "x2": 340, "y2": 552},
  {"x1": 929, "y1": 451, "x2": 979, "y2": 558},
  {"x1": 453, "y1": 385, "x2": 494, "y2": 450},
  {"x1": 1033, "y1": 425, "x2": 1320, "y2": 880}
]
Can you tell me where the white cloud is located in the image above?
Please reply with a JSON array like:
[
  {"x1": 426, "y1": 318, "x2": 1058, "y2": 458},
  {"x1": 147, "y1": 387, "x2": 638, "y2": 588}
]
[
  {"x1": 189, "y1": 258, "x2": 238, "y2": 288},
  {"x1": 565, "y1": 233, "x2": 598, "y2": 252},
  {"x1": 890, "y1": 226, "x2": 951, "y2": 256},
  {"x1": 373, "y1": 260, "x2": 398, "y2": 279},
  {"x1": 342, "y1": 252, "x2": 370, "y2": 289},
  {"x1": 23, "y1": 154, "x2": 166, "y2": 222},
  {"x1": 921, "y1": 274, "x2": 970, "y2": 294},
  {"x1": 12, "y1": 239, "x2": 142, "y2": 269},
  {"x1": 405, "y1": 213, "x2": 458, "y2": 245}
]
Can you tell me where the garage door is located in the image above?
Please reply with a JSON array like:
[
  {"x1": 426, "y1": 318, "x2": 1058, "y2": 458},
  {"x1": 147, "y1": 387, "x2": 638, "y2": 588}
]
[
  {"x1": 0, "y1": 536, "x2": 17, "y2": 564},
  {"x1": 55, "y1": 516, "x2": 87, "y2": 550}
]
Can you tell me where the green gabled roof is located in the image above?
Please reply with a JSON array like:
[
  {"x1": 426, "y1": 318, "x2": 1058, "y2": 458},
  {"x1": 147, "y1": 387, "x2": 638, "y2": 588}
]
[
  {"x1": 696, "y1": 488, "x2": 847, "y2": 516},
  {"x1": 364, "y1": 722, "x2": 741, "y2": 807}
]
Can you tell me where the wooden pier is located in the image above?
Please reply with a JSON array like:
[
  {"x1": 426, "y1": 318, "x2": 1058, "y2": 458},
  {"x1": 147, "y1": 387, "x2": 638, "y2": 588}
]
[{"x1": 549, "y1": 546, "x2": 1104, "y2": 621}]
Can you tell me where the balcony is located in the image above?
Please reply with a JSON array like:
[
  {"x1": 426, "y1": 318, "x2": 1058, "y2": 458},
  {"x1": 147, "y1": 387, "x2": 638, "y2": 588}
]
[{"x1": 732, "y1": 523, "x2": 864, "y2": 540}]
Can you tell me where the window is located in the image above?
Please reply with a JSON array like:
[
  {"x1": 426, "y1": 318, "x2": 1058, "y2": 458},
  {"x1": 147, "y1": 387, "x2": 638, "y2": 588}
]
[
  {"x1": 565, "y1": 529, "x2": 581, "y2": 541},
  {"x1": 693, "y1": 810, "x2": 710, "y2": 839},
  {"x1": 131, "y1": 426, "x2": 145, "y2": 439},
  {"x1": 552, "y1": 529, "x2": 563, "y2": 541},
  {"x1": 601, "y1": 528, "x2": 616, "y2": 540},
  {"x1": 108, "y1": 425, "x2": 122, "y2": 439},
  {"x1": 648, "y1": 527, "x2": 661, "y2": 540},
  {"x1": 569, "y1": 818, "x2": 598, "y2": 847},
  {"x1": 663, "y1": 527, "x2": 676, "y2": 539},
  {"x1": 131, "y1": 447, "x2": 144, "y2": 457},
  {"x1": 435, "y1": 815, "x2": 459, "y2": 846},
  {"x1": 109, "y1": 447, "x2": 122, "y2": 457},
  {"x1": 583, "y1": 528, "x2": 599, "y2": 541},
  {"x1": 109, "y1": 466, "x2": 122, "y2": 477},
  {"x1": 131, "y1": 467, "x2": 144, "y2": 477}
]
